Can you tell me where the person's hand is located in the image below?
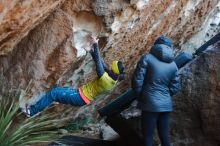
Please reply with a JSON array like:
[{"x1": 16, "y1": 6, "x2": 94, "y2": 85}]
[
  {"x1": 84, "y1": 35, "x2": 93, "y2": 51},
  {"x1": 84, "y1": 35, "x2": 99, "y2": 52},
  {"x1": 89, "y1": 36, "x2": 99, "y2": 45},
  {"x1": 85, "y1": 36, "x2": 99, "y2": 51},
  {"x1": 84, "y1": 45, "x2": 92, "y2": 52}
]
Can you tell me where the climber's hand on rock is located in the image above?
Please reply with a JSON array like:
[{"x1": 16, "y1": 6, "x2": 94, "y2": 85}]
[
  {"x1": 84, "y1": 45, "x2": 92, "y2": 52},
  {"x1": 88, "y1": 36, "x2": 98, "y2": 46},
  {"x1": 91, "y1": 36, "x2": 99, "y2": 44},
  {"x1": 84, "y1": 35, "x2": 99, "y2": 52}
]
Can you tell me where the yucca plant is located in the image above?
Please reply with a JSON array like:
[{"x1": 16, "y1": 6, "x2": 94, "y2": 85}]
[
  {"x1": 0, "y1": 96, "x2": 68, "y2": 146},
  {"x1": 65, "y1": 116, "x2": 93, "y2": 132}
]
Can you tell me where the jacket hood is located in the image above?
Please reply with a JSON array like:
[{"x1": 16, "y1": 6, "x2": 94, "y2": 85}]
[
  {"x1": 150, "y1": 44, "x2": 174, "y2": 63},
  {"x1": 154, "y1": 35, "x2": 173, "y2": 47}
]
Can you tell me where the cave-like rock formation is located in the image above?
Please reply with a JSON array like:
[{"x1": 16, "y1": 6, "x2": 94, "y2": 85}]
[
  {"x1": 171, "y1": 46, "x2": 220, "y2": 146},
  {"x1": 0, "y1": 0, "x2": 65, "y2": 55},
  {"x1": 0, "y1": 0, "x2": 220, "y2": 146}
]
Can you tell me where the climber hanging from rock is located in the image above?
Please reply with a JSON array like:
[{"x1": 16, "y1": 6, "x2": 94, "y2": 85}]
[{"x1": 21, "y1": 35, "x2": 125, "y2": 117}]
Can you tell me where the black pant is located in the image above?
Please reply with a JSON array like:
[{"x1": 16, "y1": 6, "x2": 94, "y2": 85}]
[{"x1": 141, "y1": 111, "x2": 171, "y2": 146}]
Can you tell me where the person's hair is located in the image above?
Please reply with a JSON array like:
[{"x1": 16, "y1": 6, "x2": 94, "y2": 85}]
[{"x1": 154, "y1": 35, "x2": 173, "y2": 47}]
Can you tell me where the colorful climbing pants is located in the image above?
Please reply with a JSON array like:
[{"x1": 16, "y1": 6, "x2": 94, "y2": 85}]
[{"x1": 30, "y1": 87, "x2": 86, "y2": 116}]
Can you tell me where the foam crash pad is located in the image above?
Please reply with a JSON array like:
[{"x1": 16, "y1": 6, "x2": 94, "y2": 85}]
[{"x1": 49, "y1": 135, "x2": 117, "y2": 146}]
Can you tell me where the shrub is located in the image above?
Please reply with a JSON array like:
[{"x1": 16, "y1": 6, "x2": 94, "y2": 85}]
[{"x1": 0, "y1": 96, "x2": 67, "y2": 146}]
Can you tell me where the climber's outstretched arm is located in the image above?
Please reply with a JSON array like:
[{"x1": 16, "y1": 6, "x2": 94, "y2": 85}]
[
  {"x1": 101, "y1": 56, "x2": 109, "y2": 72},
  {"x1": 90, "y1": 41, "x2": 105, "y2": 78}
]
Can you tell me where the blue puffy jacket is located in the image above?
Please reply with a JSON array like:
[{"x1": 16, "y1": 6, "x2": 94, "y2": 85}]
[{"x1": 132, "y1": 44, "x2": 180, "y2": 112}]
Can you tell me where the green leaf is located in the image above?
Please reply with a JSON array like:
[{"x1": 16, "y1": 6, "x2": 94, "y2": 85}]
[{"x1": 0, "y1": 94, "x2": 68, "y2": 146}]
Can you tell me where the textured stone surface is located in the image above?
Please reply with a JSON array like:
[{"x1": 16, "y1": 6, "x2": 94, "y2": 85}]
[
  {"x1": 100, "y1": 124, "x2": 119, "y2": 140},
  {"x1": 0, "y1": 0, "x2": 65, "y2": 55},
  {"x1": 117, "y1": 46, "x2": 220, "y2": 146},
  {"x1": 0, "y1": 0, "x2": 220, "y2": 145},
  {"x1": 0, "y1": 0, "x2": 218, "y2": 93},
  {"x1": 0, "y1": 1, "x2": 104, "y2": 104},
  {"x1": 170, "y1": 46, "x2": 220, "y2": 146}
]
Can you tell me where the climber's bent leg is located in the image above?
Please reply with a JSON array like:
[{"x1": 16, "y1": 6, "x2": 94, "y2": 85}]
[{"x1": 29, "y1": 87, "x2": 86, "y2": 116}]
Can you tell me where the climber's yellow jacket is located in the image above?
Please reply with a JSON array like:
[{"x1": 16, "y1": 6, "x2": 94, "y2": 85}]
[{"x1": 79, "y1": 72, "x2": 117, "y2": 104}]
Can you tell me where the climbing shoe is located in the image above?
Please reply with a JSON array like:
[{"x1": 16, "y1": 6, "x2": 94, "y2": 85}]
[{"x1": 20, "y1": 104, "x2": 31, "y2": 118}]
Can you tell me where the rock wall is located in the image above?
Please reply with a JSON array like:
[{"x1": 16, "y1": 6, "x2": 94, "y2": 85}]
[
  {"x1": 0, "y1": 0, "x2": 220, "y2": 145},
  {"x1": 0, "y1": 0, "x2": 65, "y2": 55},
  {"x1": 168, "y1": 45, "x2": 220, "y2": 146},
  {"x1": 0, "y1": 0, "x2": 104, "y2": 101}
]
